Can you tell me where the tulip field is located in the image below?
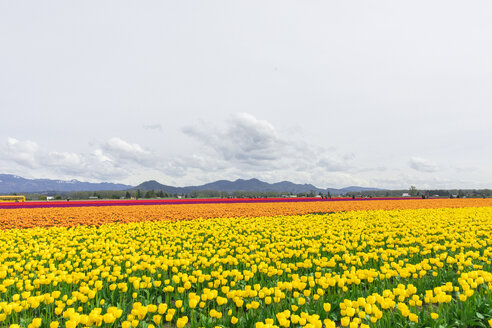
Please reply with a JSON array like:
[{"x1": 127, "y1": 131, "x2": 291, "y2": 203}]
[{"x1": 0, "y1": 199, "x2": 491, "y2": 328}]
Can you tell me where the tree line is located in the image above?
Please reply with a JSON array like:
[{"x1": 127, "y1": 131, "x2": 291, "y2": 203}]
[{"x1": 15, "y1": 187, "x2": 492, "y2": 201}]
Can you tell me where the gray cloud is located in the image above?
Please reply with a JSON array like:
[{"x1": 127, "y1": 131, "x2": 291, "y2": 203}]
[
  {"x1": 143, "y1": 124, "x2": 163, "y2": 132},
  {"x1": 454, "y1": 166, "x2": 477, "y2": 173},
  {"x1": 409, "y1": 157, "x2": 439, "y2": 173},
  {"x1": 316, "y1": 156, "x2": 348, "y2": 172},
  {"x1": 372, "y1": 172, "x2": 462, "y2": 190},
  {"x1": 343, "y1": 153, "x2": 356, "y2": 161},
  {"x1": 355, "y1": 166, "x2": 388, "y2": 173}
]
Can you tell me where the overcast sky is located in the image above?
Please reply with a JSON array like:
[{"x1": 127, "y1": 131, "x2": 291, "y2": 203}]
[{"x1": 1, "y1": 1, "x2": 491, "y2": 189}]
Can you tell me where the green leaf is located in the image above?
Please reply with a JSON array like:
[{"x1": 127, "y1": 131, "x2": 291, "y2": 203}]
[
  {"x1": 476, "y1": 312, "x2": 485, "y2": 319},
  {"x1": 468, "y1": 320, "x2": 485, "y2": 327}
]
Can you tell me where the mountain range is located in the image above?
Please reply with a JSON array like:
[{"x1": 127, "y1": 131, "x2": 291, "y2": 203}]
[
  {"x1": 0, "y1": 174, "x2": 384, "y2": 195},
  {"x1": 0, "y1": 174, "x2": 131, "y2": 193},
  {"x1": 132, "y1": 178, "x2": 382, "y2": 195}
]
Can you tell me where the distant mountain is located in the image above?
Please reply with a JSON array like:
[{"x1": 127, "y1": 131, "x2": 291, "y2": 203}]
[
  {"x1": 0, "y1": 174, "x2": 132, "y2": 193},
  {"x1": 135, "y1": 180, "x2": 186, "y2": 194},
  {"x1": 134, "y1": 178, "x2": 384, "y2": 195},
  {"x1": 0, "y1": 174, "x2": 384, "y2": 195},
  {"x1": 198, "y1": 178, "x2": 324, "y2": 194}
]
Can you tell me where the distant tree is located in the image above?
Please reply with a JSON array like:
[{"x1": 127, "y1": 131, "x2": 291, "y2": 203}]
[
  {"x1": 144, "y1": 190, "x2": 156, "y2": 199},
  {"x1": 136, "y1": 189, "x2": 142, "y2": 199},
  {"x1": 125, "y1": 191, "x2": 131, "y2": 199},
  {"x1": 265, "y1": 191, "x2": 279, "y2": 198},
  {"x1": 54, "y1": 195, "x2": 62, "y2": 200},
  {"x1": 409, "y1": 186, "x2": 418, "y2": 197}
]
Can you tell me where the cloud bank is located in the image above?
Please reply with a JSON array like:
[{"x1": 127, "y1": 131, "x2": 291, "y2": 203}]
[
  {"x1": 179, "y1": 113, "x2": 356, "y2": 184},
  {"x1": 1, "y1": 137, "x2": 154, "y2": 182},
  {"x1": 0, "y1": 113, "x2": 488, "y2": 189}
]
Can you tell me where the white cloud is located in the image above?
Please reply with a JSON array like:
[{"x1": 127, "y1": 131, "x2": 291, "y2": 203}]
[
  {"x1": 183, "y1": 113, "x2": 287, "y2": 165},
  {"x1": 2, "y1": 120, "x2": 485, "y2": 189},
  {"x1": 92, "y1": 149, "x2": 113, "y2": 163},
  {"x1": 182, "y1": 112, "x2": 352, "y2": 171},
  {"x1": 5, "y1": 137, "x2": 40, "y2": 168},
  {"x1": 177, "y1": 113, "x2": 359, "y2": 185},
  {"x1": 409, "y1": 157, "x2": 439, "y2": 173},
  {"x1": 97, "y1": 137, "x2": 153, "y2": 167},
  {"x1": 0, "y1": 137, "x2": 152, "y2": 182},
  {"x1": 48, "y1": 152, "x2": 83, "y2": 167},
  {"x1": 103, "y1": 137, "x2": 149, "y2": 157}
]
